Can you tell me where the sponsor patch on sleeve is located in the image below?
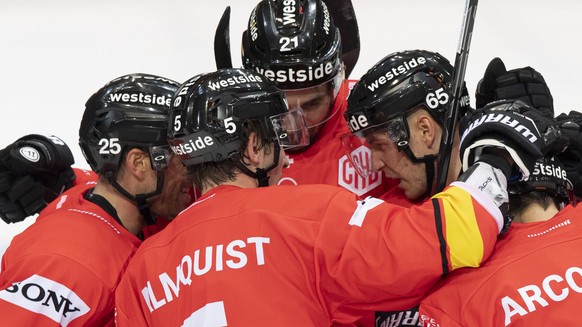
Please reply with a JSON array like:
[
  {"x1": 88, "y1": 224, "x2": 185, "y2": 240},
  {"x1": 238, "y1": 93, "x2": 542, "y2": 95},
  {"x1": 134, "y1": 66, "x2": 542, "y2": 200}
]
[{"x1": 0, "y1": 274, "x2": 90, "y2": 326}]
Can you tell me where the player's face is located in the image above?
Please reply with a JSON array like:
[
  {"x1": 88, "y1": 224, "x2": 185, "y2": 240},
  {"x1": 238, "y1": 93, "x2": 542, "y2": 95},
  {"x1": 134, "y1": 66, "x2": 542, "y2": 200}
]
[
  {"x1": 366, "y1": 130, "x2": 428, "y2": 200},
  {"x1": 284, "y1": 83, "x2": 334, "y2": 143},
  {"x1": 149, "y1": 155, "x2": 192, "y2": 219}
]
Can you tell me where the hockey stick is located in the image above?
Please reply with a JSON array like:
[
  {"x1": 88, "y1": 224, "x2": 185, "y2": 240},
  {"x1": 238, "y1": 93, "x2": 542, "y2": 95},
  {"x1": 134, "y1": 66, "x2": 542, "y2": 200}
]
[
  {"x1": 214, "y1": 6, "x2": 233, "y2": 69},
  {"x1": 323, "y1": 0, "x2": 360, "y2": 78},
  {"x1": 433, "y1": 0, "x2": 479, "y2": 193}
]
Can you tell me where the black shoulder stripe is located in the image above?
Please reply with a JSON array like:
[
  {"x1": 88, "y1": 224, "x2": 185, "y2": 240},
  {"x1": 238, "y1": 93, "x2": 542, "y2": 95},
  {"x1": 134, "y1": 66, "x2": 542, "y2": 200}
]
[{"x1": 432, "y1": 197, "x2": 449, "y2": 276}]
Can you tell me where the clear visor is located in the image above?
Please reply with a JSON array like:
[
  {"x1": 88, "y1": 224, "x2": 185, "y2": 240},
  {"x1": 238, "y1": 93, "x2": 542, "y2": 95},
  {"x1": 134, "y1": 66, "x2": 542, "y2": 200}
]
[
  {"x1": 270, "y1": 109, "x2": 310, "y2": 150},
  {"x1": 283, "y1": 66, "x2": 345, "y2": 130},
  {"x1": 341, "y1": 115, "x2": 409, "y2": 178},
  {"x1": 149, "y1": 145, "x2": 172, "y2": 171}
]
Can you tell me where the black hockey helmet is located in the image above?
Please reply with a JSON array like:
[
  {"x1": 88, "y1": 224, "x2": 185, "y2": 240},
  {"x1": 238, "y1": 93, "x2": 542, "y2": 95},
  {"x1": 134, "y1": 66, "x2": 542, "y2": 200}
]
[
  {"x1": 345, "y1": 49, "x2": 470, "y2": 137},
  {"x1": 342, "y1": 50, "x2": 471, "y2": 184},
  {"x1": 79, "y1": 73, "x2": 180, "y2": 225},
  {"x1": 168, "y1": 68, "x2": 309, "y2": 186},
  {"x1": 79, "y1": 73, "x2": 179, "y2": 174},
  {"x1": 241, "y1": 0, "x2": 343, "y2": 91},
  {"x1": 509, "y1": 156, "x2": 570, "y2": 205}
]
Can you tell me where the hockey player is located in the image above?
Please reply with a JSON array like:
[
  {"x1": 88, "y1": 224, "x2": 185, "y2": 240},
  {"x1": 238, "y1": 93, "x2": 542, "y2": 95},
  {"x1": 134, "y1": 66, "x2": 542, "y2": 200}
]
[
  {"x1": 0, "y1": 74, "x2": 192, "y2": 326},
  {"x1": 418, "y1": 110, "x2": 580, "y2": 326},
  {"x1": 114, "y1": 67, "x2": 549, "y2": 326},
  {"x1": 0, "y1": 135, "x2": 185, "y2": 239},
  {"x1": 240, "y1": 0, "x2": 396, "y2": 198},
  {"x1": 342, "y1": 52, "x2": 557, "y2": 325},
  {"x1": 343, "y1": 49, "x2": 472, "y2": 207}
]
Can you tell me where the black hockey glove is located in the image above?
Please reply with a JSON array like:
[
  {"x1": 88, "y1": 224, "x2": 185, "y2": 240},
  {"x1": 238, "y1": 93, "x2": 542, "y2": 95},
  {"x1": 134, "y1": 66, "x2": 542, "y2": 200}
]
[
  {"x1": 475, "y1": 57, "x2": 554, "y2": 118},
  {"x1": 0, "y1": 134, "x2": 76, "y2": 223},
  {"x1": 556, "y1": 111, "x2": 582, "y2": 198},
  {"x1": 459, "y1": 99, "x2": 555, "y2": 182}
]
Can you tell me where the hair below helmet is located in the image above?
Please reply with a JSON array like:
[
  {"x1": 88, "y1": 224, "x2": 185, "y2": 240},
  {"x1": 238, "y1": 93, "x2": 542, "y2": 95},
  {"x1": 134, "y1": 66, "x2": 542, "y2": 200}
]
[
  {"x1": 345, "y1": 49, "x2": 471, "y2": 135},
  {"x1": 241, "y1": 0, "x2": 343, "y2": 90},
  {"x1": 79, "y1": 74, "x2": 179, "y2": 174},
  {"x1": 168, "y1": 68, "x2": 296, "y2": 166}
]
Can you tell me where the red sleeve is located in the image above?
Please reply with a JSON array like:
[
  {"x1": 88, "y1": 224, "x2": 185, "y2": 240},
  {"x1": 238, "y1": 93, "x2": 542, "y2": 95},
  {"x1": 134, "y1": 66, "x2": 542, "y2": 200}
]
[
  {"x1": 114, "y1": 261, "x2": 153, "y2": 327},
  {"x1": 418, "y1": 304, "x2": 463, "y2": 327},
  {"x1": 0, "y1": 254, "x2": 114, "y2": 326},
  {"x1": 316, "y1": 183, "x2": 501, "y2": 314}
]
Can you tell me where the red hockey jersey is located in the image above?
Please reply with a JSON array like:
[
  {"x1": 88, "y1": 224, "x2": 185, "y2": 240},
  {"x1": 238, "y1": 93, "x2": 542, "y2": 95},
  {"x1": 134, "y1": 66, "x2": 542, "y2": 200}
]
[
  {"x1": 115, "y1": 182, "x2": 503, "y2": 326},
  {"x1": 278, "y1": 80, "x2": 397, "y2": 198},
  {"x1": 0, "y1": 183, "x2": 141, "y2": 326},
  {"x1": 419, "y1": 204, "x2": 582, "y2": 326}
]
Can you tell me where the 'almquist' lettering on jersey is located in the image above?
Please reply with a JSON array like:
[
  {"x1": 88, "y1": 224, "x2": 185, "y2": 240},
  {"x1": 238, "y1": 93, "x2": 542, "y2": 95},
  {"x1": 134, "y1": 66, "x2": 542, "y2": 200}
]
[
  {"x1": 366, "y1": 57, "x2": 427, "y2": 92},
  {"x1": 141, "y1": 237, "x2": 270, "y2": 313},
  {"x1": 501, "y1": 265, "x2": 582, "y2": 326},
  {"x1": 0, "y1": 274, "x2": 90, "y2": 326}
]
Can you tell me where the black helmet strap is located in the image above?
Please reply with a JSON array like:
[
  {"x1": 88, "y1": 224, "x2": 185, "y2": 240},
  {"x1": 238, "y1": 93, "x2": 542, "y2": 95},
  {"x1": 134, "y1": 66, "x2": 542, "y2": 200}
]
[
  {"x1": 105, "y1": 171, "x2": 164, "y2": 226},
  {"x1": 232, "y1": 143, "x2": 281, "y2": 187},
  {"x1": 401, "y1": 145, "x2": 439, "y2": 200}
]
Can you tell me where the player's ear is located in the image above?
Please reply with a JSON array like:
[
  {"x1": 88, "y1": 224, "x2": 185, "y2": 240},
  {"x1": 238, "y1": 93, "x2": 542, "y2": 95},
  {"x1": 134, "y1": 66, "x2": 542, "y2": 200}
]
[
  {"x1": 243, "y1": 132, "x2": 263, "y2": 166},
  {"x1": 411, "y1": 111, "x2": 439, "y2": 149},
  {"x1": 124, "y1": 148, "x2": 150, "y2": 180}
]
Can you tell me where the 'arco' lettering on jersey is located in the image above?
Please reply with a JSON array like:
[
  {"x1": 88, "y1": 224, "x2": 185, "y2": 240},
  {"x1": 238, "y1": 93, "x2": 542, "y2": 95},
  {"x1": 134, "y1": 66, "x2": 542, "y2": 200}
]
[
  {"x1": 339, "y1": 146, "x2": 381, "y2": 196},
  {"x1": 141, "y1": 237, "x2": 270, "y2": 313},
  {"x1": 501, "y1": 265, "x2": 582, "y2": 326}
]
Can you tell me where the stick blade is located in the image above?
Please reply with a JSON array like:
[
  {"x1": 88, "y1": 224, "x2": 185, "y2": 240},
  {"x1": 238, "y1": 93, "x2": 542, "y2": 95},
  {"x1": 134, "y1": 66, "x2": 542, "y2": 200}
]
[
  {"x1": 323, "y1": 0, "x2": 360, "y2": 78},
  {"x1": 214, "y1": 6, "x2": 233, "y2": 69}
]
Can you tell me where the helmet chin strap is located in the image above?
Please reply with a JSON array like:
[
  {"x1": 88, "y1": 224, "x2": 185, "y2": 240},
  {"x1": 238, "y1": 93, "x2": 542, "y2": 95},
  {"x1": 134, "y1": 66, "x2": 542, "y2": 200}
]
[
  {"x1": 106, "y1": 171, "x2": 164, "y2": 225},
  {"x1": 232, "y1": 143, "x2": 281, "y2": 187},
  {"x1": 401, "y1": 147, "x2": 438, "y2": 200}
]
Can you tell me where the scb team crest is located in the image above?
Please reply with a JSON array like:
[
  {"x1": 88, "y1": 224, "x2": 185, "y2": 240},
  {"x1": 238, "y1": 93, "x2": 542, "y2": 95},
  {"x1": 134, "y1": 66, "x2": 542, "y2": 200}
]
[{"x1": 339, "y1": 145, "x2": 381, "y2": 196}]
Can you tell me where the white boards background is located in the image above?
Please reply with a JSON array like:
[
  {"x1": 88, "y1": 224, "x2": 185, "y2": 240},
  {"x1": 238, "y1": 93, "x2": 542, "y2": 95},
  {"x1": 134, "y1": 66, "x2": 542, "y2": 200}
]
[{"x1": 1, "y1": 0, "x2": 581, "y2": 257}]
